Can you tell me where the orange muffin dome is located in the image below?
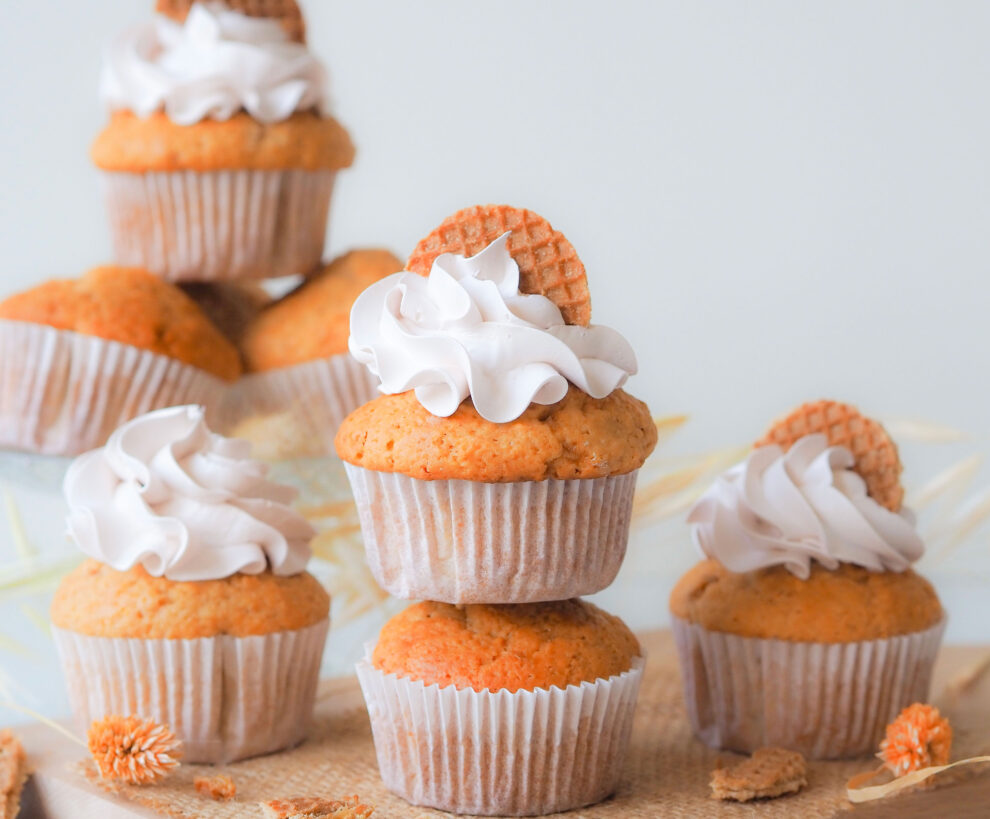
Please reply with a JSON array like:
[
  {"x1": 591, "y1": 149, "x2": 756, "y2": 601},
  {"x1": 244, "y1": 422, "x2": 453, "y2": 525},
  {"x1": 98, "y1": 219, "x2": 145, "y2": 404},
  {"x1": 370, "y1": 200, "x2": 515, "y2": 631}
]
[
  {"x1": 372, "y1": 600, "x2": 640, "y2": 693},
  {"x1": 669, "y1": 560, "x2": 943, "y2": 643},
  {"x1": 0, "y1": 266, "x2": 241, "y2": 381},
  {"x1": 51, "y1": 560, "x2": 329, "y2": 639},
  {"x1": 335, "y1": 386, "x2": 657, "y2": 482},
  {"x1": 242, "y1": 249, "x2": 402, "y2": 372},
  {"x1": 92, "y1": 111, "x2": 355, "y2": 173}
]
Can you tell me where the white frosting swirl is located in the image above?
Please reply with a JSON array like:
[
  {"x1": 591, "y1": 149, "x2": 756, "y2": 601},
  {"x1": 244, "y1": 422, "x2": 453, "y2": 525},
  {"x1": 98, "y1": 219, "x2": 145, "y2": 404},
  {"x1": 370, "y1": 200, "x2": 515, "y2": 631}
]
[
  {"x1": 348, "y1": 233, "x2": 637, "y2": 423},
  {"x1": 100, "y1": 2, "x2": 328, "y2": 125},
  {"x1": 65, "y1": 405, "x2": 315, "y2": 581},
  {"x1": 688, "y1": 434, "x2": 923, "y2": 578}
]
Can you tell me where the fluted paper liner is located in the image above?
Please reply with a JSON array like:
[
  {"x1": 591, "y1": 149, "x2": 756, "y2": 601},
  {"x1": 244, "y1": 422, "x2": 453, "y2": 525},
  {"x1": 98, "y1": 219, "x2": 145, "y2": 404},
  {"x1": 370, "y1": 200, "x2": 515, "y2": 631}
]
[
  {"x1": 344, "y1": 465, "x2": 639, "y2": 604},
  {"x1": 217, "y1": 354, "x2": 379, "y2": 456},
  {"x1": 102, "y1": 169, "x2": 335, "y2": 282},
  {"x1": 0, "y1": 321, "x2": 227, "y2": 456},
  {"x1": 356, "y1": 653, "x2": 645, "y2": 816},
  {"x1": 671, "y1": 614, "x2": 946, "y2": 759},
  {"x1": 53, "y1": 618, "x2": 329, "y2": 764}
]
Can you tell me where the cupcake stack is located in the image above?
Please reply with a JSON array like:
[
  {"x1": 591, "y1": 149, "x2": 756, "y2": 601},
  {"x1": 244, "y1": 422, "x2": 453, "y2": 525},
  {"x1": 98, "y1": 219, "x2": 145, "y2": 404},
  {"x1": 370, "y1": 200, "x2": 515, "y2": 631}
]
[
  {"x1": 337, "y1": 204, "x2": 659, "y2": 815},
  {"x1": 0, "y1": 0, "x2": 390, "y2": 458}
]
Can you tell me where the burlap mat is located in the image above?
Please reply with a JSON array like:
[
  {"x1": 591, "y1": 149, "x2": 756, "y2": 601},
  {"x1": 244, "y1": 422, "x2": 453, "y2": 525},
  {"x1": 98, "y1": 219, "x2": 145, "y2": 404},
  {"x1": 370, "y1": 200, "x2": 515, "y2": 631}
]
[{"x1": 74, "y1": 630, "x2": 990, "y2": 818}]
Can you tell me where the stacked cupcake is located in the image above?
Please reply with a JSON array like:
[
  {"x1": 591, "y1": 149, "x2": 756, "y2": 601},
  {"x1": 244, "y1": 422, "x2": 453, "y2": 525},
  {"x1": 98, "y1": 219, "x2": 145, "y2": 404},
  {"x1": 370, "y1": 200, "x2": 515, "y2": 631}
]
[
  {"x1": 0, "y1": 0, "x2": 396, "y2": 456},
  {"x1": 336, "y1": 204, "x2": 659, "y2": 815}
]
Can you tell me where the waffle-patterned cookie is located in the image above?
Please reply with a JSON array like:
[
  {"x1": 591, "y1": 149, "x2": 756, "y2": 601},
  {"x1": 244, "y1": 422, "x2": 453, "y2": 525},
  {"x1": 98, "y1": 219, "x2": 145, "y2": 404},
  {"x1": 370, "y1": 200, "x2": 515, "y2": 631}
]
[
  {"x1": 156, "y1": 0, "x2": 307, "y2": 42},
  {"x1": 406, "y1": 204, "x2": 591, "y2": 326},
  {"x1": 260, "y1": 795, "x2": 374, "y2": 818},
  {"x1": 755, "y1": 400, "x2": 904, "y2": 511},
  {"x1": 0, "y1": 730, "x2": 27, "y2": 819},
  {"x1": 710, "y1": 747, "x2": 808, "y2": 802}
]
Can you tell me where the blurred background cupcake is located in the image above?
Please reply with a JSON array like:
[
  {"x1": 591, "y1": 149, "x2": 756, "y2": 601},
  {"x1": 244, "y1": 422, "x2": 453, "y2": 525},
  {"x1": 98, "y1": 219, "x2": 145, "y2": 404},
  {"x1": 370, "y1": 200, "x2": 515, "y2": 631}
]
[
  {"x1": 50, "y1": 405, "x2": 330, "y2": 763},
  {"x1": 357, "y1": 599, "x2": 644, "y2": 816},
  {"x1": 670, "y1": 400, "x2": 945, "y2": 759},
  {"x1": 91, "y1": 0, "x2": 354, "y2": 281},
  {"x1": 337, "y1": 204, "x2": 658, "y2": 604},
  {"x1": 0, "y1": 266, "x2": 239, "y2": 455},
  {"x1": 221, "y1": 248, "x2": 401, "y2": 458}
]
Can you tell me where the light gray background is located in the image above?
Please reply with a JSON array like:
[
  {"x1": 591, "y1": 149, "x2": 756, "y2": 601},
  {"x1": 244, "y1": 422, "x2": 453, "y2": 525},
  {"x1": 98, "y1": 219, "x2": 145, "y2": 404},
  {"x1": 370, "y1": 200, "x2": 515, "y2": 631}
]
[{"x1": 0, "y1": 2, "x2": 989, "y2": 718}]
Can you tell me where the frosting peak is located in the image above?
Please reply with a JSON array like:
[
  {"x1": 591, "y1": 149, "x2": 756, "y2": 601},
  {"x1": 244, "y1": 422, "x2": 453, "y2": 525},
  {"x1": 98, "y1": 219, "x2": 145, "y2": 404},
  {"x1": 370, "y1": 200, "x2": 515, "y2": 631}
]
[
  {"x1": 688, "y1": 434, "x2": 923, "y2": 578},
  {"x1": 348, "y1": 234, "x2": 637, "y2": 423},
  {"x1": 100, "y1": 2, "x2": 329, "y2": 125},
  {"x1": 65, "y1": 405, "x2": 315, "y2": 581}
]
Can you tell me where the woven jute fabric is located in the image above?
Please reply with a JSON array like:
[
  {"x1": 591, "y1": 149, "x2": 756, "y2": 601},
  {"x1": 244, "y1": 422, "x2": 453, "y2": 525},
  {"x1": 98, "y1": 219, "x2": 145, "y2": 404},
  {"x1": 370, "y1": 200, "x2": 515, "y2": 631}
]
[{"x1": 77, "y1": 630, "x2": 990, "y2": 819}]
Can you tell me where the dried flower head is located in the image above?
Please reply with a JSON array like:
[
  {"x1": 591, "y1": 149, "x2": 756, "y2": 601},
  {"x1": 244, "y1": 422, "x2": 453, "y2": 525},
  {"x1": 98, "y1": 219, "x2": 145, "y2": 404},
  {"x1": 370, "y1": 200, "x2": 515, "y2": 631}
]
[
  {"x1": 87, "y1": 715, "x2": 182, "y2": 785},
  {"x1": 878, "y1": 703, "x2": 952, "y2": 777}
]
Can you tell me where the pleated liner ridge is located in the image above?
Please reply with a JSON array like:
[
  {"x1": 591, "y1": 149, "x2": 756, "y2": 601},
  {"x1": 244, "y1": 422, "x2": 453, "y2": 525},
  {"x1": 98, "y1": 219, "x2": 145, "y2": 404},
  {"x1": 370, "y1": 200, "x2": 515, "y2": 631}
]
[
  {"x1": 671, "y1": 615, "x2": 946, "y2": 759},
  {"x1": 0, "y1": 320, "x2": 226, "y2": 456},
  {"x1": 103, "y1": 169, "x2": 335, "y2": 281},
  {"x1": 53, "y1": 619, "x2": 329, "y2": 764},
  {"x1": 356, "y1": 655, "x2": 645, "y2": 816},
  {"x1": 344, "y1": 465, "x2": 639, "y2": 604}
]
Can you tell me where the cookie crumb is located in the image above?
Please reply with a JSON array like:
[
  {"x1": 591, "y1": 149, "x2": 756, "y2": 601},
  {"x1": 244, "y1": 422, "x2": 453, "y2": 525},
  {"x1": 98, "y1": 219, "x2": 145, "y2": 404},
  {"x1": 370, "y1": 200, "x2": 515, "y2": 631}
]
[
  {"x1": 710, "y1": 746, "x2": 807, "y2": 802},
  {"x1": 0, "y1": 730, "x2": 28, "y2": 819},
  {"x1": 260, "y1": 795, "x2": 374, "y2": 818},
  {"x1": 194, "y1": 773, "x2": 236, "y2": 801}
]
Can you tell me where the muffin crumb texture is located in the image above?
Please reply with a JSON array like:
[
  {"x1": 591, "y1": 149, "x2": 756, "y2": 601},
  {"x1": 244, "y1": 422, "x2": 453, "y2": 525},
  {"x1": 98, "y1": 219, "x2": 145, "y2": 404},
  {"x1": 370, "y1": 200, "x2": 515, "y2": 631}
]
[
  {"x1": 670, "y1": 560, "x2": 943, "y2": 642},
  {"x1": 242, "y1": 249, "x2": 402, "y2": 371},
  {"x1": 0, "y1": 266, "x2": 242, "y2": 381},
  {"x1": 51, "y1": 560, "x2": 329, "y2": 638},
  {"x1": 336, "y1": 387, "x2": 657, "y2": 482},
  {"x1": 372, "y1": 599, "x2": 640, "y2": 693}
]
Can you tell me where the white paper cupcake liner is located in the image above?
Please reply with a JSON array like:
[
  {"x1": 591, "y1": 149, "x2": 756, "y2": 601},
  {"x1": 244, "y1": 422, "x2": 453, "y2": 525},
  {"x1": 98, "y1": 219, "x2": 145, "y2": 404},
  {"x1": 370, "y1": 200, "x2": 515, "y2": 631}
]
[
  {"x1": 671, "y1": 614, "x2": 946, "y2": 759},
  {"x1": 344, "y1": 465, "x2": 639, "y2": 604},
  {"x1": 102, "y1": 168, "x2": 335, "y2": 282},
  {"x1": 53, "y1": 618, "x2": 329, "y2": 764},
  {"x1": 0, "y1": 321, "x2": 227, "y2": 456},
  {"x1": 216, "y1": 353, "x2": 379, "y2": 457},
  {"x1": 356, "y1": 652, "x2": 644, "y2": 816}
]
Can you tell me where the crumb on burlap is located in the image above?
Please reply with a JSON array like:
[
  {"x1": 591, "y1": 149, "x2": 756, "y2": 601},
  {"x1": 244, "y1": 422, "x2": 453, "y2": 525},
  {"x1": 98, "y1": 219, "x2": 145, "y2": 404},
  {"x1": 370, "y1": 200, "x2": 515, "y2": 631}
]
[
  {"x1": 710, "y1": 746, "x2": 808, "y2": 802},
  {"x1": 194, "y1": 773, "x2": 236, "y2": 801},
  {"x1": 260, "y1": 794, "x2": 374, "y2": 818}
]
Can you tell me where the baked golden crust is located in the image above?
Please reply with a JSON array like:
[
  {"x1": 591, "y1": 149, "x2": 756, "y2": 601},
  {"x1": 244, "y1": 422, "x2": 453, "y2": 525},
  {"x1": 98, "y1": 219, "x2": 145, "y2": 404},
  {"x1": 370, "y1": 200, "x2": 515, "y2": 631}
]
[
  {"x1": 372, "y1": 600, "x2": 640, "y2": 693},
  {"x1": 242, "y1": 249, "x2": 402, "y2": 372},
  {"x1": 156, "y1": 0, "x2": 307, "y2": 43},
  {"x1": 669, "y1": 559, "x2": 943, "y2": 642},
  {"x1": 91, "y1": 111, "x2": 355, "y2": 172},
  {"x1": 0, "y1": 266, "x2": 241, "y2": 381},
  {"x1": 335, "y1": 387, "x2": 657, "y2": 482},
  {"x1": 51, "y1": 560, "x2": 329, "y2": 639}
]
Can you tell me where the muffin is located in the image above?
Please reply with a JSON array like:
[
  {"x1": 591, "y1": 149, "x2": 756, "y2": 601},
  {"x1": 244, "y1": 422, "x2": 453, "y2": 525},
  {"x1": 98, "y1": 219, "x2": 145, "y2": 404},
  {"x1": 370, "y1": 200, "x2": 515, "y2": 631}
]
[
  {"x1": 180, "y1": 281, "x2": 270, "y2": 347},
  {"x1": 336, "y1": 204, "x2": 658, "y2": 604},
  {"x1": 357, "y1": 600, "x2": 644, "y2": 815},
  {"x1": 0, "y1": 266, "x2": 240, "y2": 455},
  {"x1": 51, "y1": 405, "x2": 330, "y2": 763},
  {"x1": 92, "y1": 0, "x2": 354, "y2": 281},
  {"x1": 218, "y1": 250, "x2": 401, "y2": 456},
  {"x1": 670, "y1": 400, "x2": 946, "y2": 759}
]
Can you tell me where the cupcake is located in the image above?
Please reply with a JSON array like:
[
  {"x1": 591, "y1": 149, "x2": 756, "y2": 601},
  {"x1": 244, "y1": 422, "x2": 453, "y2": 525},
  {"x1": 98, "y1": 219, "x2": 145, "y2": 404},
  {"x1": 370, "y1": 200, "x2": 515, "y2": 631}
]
[
  {"x1": 670, "y1": 400, "x2": 945, "y2": 759},
  {"x1": 356, "y1": 599, "x2": 644, "y2": 815},
  {"x1": 219, "y1": 249, "x2": 402, "y2": 457},
  {"x1": 179, "y1": 281, "x2": 270, "y2": 348},
  {"x1": 336, "y1": 204, "x2": 658, "y2": 604},
  {"x1": 51, "y1": 405, "x2": 329, "y2": 763},
  {"x1": 92, "y1": 0, "x2": 355, "y2": 282},
  {"x1": 0, "y1": 266, "x2": 240, "y2": 455}
]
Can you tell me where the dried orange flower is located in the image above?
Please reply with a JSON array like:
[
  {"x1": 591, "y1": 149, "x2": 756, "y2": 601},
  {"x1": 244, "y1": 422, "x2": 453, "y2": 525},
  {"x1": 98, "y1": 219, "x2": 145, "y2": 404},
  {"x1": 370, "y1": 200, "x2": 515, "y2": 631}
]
[
  {"x1": 87, "y1": 715, "x2": 182, "y2": 785},
  {"x1": 878, "y1": 703, "x2": 952, "y2": 777}
]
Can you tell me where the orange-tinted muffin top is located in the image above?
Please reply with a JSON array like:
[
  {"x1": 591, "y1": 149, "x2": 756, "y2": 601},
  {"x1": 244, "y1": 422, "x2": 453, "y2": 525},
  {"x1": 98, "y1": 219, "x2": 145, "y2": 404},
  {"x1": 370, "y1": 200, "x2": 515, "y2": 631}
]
[
  {"x1": 242, "y1": 249, "x2": 402, "y2": 372},
  {"x1": 51, "y1": 560, "x2": 329, "y2": 639},
  {"x1": 335, "y1": 386, "x2": 657, "y2": 482},
  {"x1": 91, "y1": 111, "x2": 355, "y2": 172},
  {"x1": 373, "y1": 600, "x2": 640, "y2": 693},
  {"x1": 669, "y1": 559, "x2": 943, "y2": 642},
  {"x1": 0, "y1": 266, "x2": 241, "y2": 381}
]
